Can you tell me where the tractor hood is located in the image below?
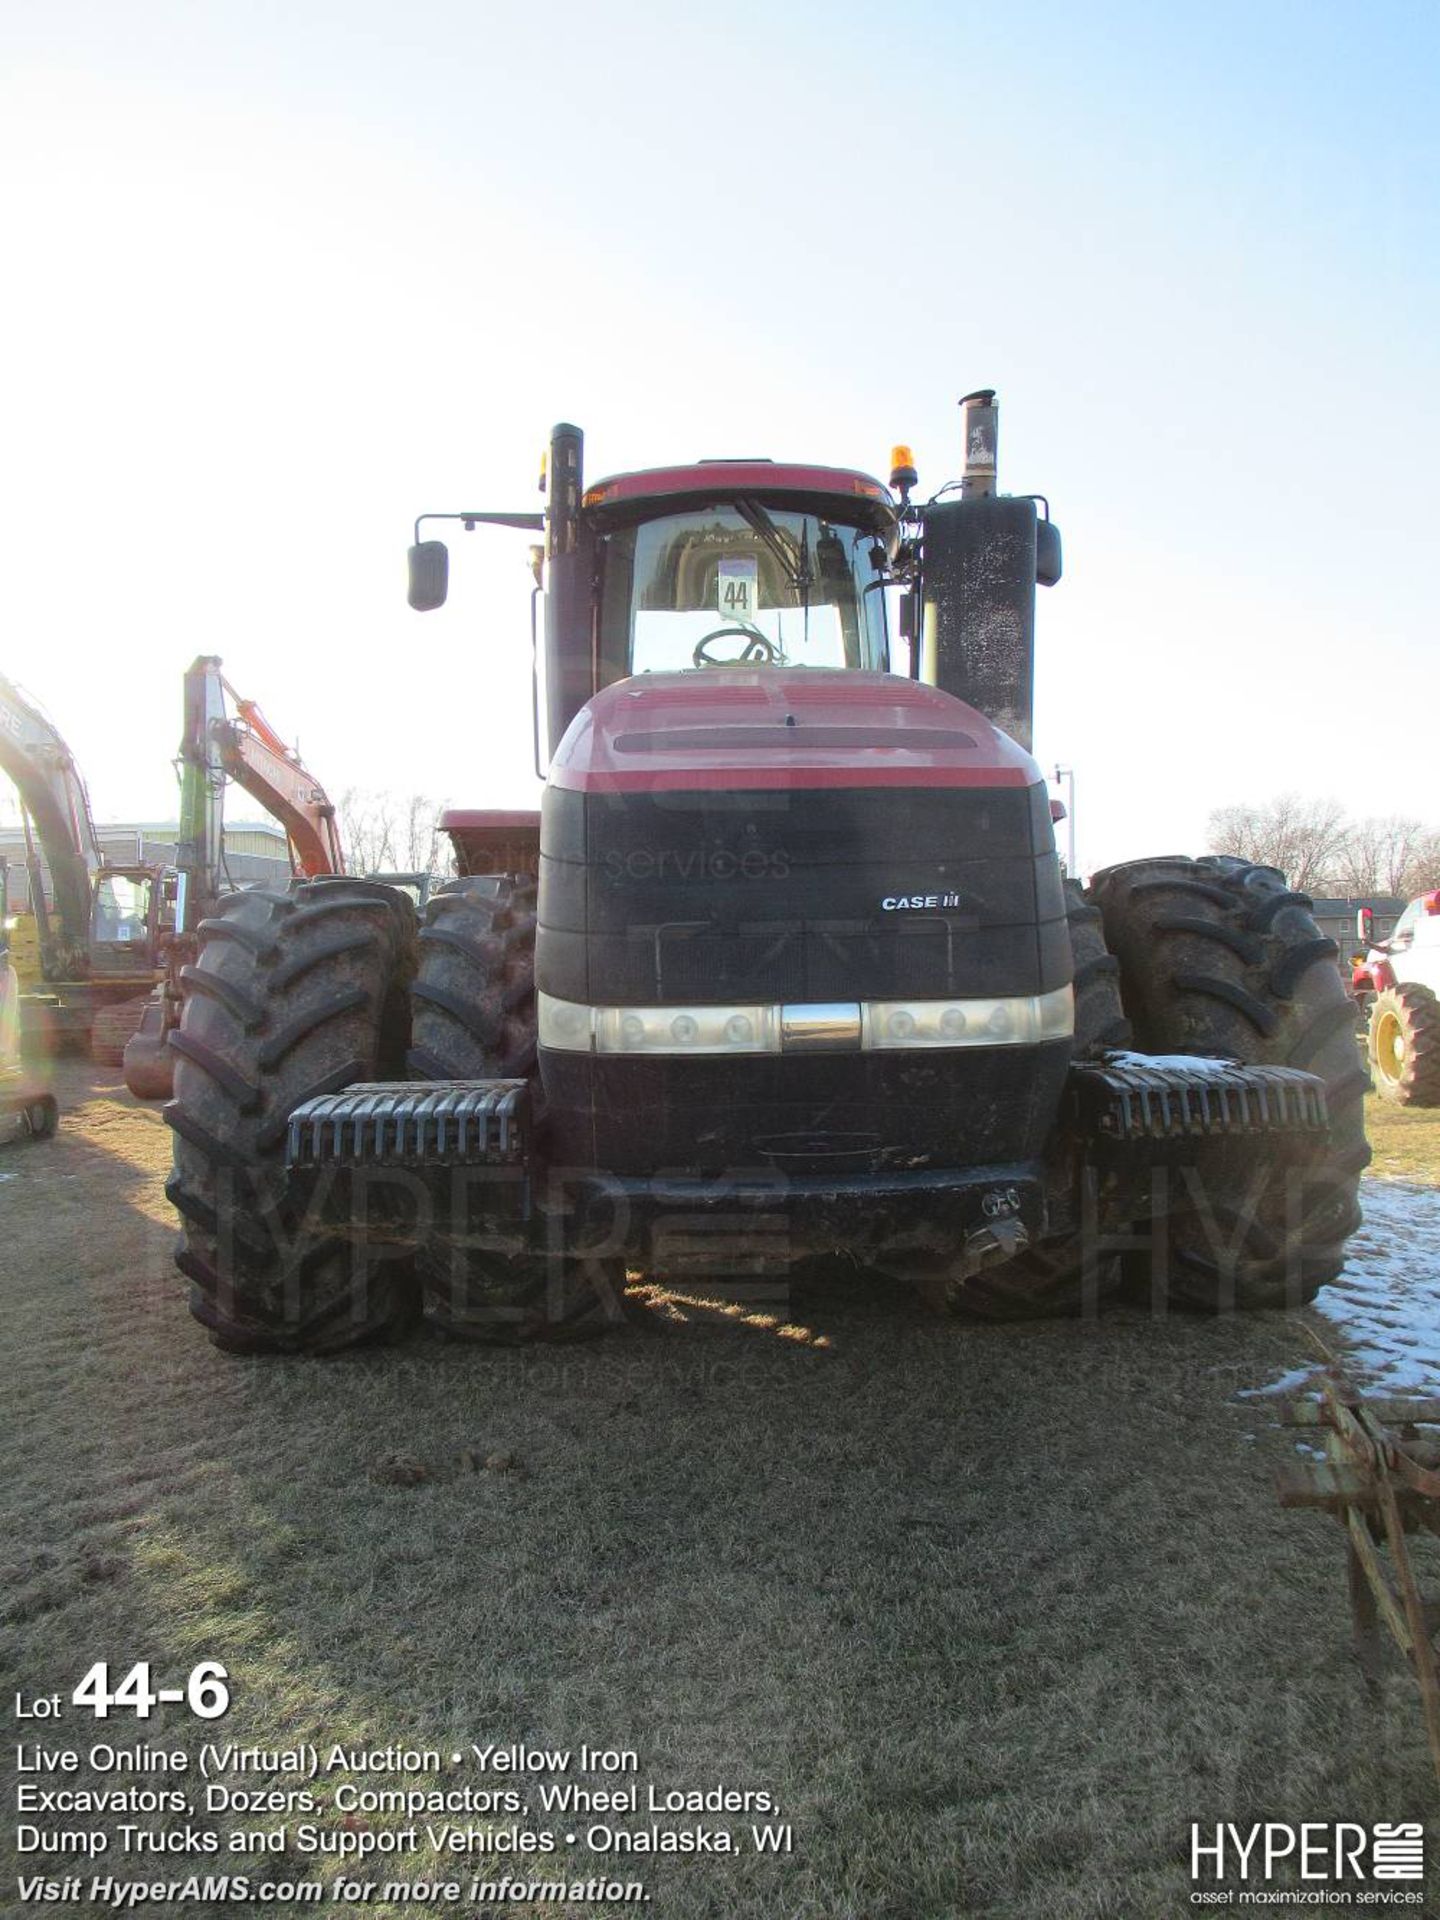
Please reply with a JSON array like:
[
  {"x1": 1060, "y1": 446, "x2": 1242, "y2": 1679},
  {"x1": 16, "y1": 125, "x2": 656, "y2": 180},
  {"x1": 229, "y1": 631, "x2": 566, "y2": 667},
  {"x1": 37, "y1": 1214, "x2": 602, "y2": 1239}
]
[
  {"x1": 548, "y1": 671, "x2": 1040, "y2": 794},
  {"x1": 536, "y1": 671, "x2": 1069, "y2": 1176},
  {"x1": 537, "y1": 712, "x2": 1065, "y2": 1007}
]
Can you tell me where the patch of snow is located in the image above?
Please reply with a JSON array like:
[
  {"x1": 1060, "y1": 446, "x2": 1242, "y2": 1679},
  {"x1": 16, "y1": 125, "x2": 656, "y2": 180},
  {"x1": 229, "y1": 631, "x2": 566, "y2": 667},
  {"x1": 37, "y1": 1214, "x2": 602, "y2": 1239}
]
[
  {"x1": 1310, "y1": 1178, "x2": 1440, "y2": 1392},
  {"x1": 1239, "y1": 1365, "x2": 1317, "y2": 1400},
  {"x1": 1104, "y1": 1050, "x2": 1245, "y2": 1075}
]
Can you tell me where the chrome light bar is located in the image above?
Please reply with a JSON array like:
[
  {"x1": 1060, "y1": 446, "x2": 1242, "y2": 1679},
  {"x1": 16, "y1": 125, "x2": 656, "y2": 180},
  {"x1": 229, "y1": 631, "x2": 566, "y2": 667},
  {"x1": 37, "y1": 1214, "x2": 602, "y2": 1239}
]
[{"x1": 538, "y1": 986, "x2": 1074, "y2": 1056}]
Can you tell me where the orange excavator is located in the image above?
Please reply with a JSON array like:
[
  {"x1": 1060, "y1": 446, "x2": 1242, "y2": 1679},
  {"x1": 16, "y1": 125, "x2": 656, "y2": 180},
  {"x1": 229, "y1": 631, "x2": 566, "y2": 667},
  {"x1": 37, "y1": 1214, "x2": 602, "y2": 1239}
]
[{"x1": 122, "y1": 657, "x2": 346, "y2": 1098}]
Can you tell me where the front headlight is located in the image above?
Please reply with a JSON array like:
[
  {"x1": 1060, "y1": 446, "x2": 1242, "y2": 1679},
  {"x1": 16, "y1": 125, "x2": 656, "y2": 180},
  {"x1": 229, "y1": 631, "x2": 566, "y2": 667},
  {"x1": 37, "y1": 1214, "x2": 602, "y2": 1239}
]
[
  {"x1": 538, "y1": 986, "x2": 1074, "y2": 1055},
  {"x1": 860, "y1": 985, "x2": 1074, "y2": 1050}
]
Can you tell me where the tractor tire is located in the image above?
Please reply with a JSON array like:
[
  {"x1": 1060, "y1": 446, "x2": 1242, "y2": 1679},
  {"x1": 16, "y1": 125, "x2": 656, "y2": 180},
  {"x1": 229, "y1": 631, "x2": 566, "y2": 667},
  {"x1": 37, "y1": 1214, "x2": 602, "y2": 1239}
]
[
  {"x1": 92, "y1": 995, "x2": 151, "y2": 1069},
  {"x1": 1369, "y1": 982, "x2": 1440, "y2": 1107},
  {"x1": 1092, "y1": 854, "x2": 1369, "y2": 1310},
  {"x1": 164, "y1": 878, "x2": 419, "y2": 1353},
  {"x1": 408, "y1": 875, "x2": 617, "y2": 1343},
  {"x1": 937, "y1": 880, "x2": 1133, "y2": 1319}
]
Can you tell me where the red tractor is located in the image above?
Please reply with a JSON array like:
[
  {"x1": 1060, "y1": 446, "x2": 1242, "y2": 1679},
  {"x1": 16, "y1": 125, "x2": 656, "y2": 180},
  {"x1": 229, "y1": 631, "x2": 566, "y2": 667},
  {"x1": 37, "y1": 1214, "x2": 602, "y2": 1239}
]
[
  {"x1": 165, "y1": 393, "x2": 1367, "y2": 1352},
  {"x1": 1353, "y1": 893, "x2": 1440, "y2": 1106}
]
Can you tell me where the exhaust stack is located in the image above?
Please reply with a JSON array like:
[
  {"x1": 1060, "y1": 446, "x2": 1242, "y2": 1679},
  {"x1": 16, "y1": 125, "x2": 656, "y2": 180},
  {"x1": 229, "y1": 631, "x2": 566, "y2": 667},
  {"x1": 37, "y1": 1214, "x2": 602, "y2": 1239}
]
[
  {"x1": 543, "y1": 422, "x2": 594, "y2": 758},
  {"x1": 919, "y1": 386, "x2": 1058, "y2": 753},
  {"x1": 958, "y1": 389, "x2": 998, "y2": 498}
]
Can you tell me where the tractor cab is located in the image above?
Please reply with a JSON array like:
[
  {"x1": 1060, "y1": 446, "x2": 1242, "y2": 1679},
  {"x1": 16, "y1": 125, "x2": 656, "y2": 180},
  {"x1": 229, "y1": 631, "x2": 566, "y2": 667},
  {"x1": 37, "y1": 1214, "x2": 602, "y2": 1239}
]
[{"x1": 581, "y1": 462, "x2": 896, "y2": 683}]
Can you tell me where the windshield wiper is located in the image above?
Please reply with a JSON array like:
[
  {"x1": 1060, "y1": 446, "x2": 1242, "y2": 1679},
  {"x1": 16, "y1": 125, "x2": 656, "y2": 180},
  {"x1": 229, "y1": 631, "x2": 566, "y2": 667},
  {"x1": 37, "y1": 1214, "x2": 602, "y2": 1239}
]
[
  {"x1": 797, "y1": 517, "x2": 812, "y2": 646},
  {"x1": 735, "y1": 498, "x2": 812, "y2": 595},
  {"x1": 736, "y1": 496, "x2": 813, "y2": 650}
]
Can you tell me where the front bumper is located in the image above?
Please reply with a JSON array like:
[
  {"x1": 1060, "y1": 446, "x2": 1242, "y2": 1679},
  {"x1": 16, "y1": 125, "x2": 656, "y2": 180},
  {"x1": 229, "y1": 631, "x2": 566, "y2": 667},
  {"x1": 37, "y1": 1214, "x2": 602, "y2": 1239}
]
[
  {"x1": 282, "y1": 1052, "x2": 1332, "y2": 1270},
  {"x1": 547, "y1": 1162, "x2": 1046, "y2": 1270}
]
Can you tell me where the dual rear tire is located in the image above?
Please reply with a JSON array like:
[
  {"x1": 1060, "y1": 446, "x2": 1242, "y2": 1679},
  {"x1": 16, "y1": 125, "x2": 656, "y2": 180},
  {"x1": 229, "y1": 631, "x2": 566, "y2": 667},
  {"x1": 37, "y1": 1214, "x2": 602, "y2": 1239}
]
[
  {"x1": 941, "y1": 856, "x2": 1367, "y2": 1318},
  {"x1": 167, "y1": 875, "x2": 612, "y2": 1353},
  {"x1": 1091, "y1": 855, "x2": 1367, "y2": 1310},
  {"x1": 166, "y1": 879, "x2": 420, "y2": 1353}
]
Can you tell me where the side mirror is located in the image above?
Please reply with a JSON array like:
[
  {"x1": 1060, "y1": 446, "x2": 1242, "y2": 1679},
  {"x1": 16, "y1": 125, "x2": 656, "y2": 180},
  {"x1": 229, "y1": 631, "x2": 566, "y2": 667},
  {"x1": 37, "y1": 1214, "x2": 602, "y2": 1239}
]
[
  {"x1": 1036, "y1": 519, "x2": 1063, "y2": 587},
  {"x1": 1356, "y1": 906, "x2": 1374, "y2": 945},
  {"x1": 408, "y1": 540, "x2": 450, "y2": 611}
]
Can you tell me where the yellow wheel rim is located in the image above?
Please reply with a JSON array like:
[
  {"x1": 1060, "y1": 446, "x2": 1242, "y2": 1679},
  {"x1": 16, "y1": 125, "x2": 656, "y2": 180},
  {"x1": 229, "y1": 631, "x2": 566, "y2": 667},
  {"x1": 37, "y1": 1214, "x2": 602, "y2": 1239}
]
[{"x1": 1374, "y1": 1008, "x2": 1406, "y2": 1084}]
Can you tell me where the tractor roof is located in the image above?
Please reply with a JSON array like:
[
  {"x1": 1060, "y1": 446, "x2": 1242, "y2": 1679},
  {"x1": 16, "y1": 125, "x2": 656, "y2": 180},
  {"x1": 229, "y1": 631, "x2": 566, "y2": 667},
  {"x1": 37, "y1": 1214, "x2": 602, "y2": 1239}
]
[{"x1": 582, "y1": 460, "x2": 896, "y2": 530}]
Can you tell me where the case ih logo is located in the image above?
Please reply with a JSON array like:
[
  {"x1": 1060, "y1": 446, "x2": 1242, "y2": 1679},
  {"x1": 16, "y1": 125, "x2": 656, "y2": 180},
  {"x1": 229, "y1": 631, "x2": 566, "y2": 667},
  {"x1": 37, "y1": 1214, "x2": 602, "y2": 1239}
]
[
  {"x1": 881, "y1": 892, "x2": 966, "y2": 911},
  {"x1": 1190, "y1": 1821, "x2": 1424, "y2": 1891}
]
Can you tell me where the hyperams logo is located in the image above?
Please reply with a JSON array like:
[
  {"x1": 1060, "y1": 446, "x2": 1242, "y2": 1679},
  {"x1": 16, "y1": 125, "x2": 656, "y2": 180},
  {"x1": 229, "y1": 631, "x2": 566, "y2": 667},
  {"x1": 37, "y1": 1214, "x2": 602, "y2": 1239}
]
[{"x1": 1189, "y1": 1822, "x2": 1425, "y2": 1903}]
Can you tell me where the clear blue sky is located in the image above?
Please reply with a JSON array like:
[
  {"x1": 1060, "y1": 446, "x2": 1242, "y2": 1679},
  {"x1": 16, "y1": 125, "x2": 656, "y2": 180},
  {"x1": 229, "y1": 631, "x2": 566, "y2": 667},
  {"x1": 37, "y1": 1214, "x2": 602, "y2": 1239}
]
[{"x1": 1, "y1": 0, "x2": 1435, "y2": 873}]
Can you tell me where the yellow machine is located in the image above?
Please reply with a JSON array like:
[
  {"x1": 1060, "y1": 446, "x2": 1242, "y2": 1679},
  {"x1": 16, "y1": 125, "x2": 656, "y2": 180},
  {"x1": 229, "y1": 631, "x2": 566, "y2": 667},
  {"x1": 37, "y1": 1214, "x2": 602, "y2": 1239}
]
[
  {"x1": 1, "y1": 863, "x2": 57, "y2": 1144},
  {"x1": 0, "y1": 671, "x2": 173, "y2": 1057}
]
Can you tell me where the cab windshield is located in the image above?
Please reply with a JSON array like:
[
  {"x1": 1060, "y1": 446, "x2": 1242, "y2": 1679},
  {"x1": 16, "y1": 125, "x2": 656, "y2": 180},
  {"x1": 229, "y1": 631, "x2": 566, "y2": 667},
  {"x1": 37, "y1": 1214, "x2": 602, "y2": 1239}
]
[
  {"x1": 597, "y1": 503, "x2": 889, "y2": 682},
  {"x1": 91, "y1": 872, "x2": 151, "y2": 945}
]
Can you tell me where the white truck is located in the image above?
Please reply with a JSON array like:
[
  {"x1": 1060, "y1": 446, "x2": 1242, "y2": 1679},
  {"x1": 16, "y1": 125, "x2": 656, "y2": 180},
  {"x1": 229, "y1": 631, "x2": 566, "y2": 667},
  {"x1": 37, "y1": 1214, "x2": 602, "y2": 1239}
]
[{"x1": 1356, "y1": 891, "x2": 1440, "y2": 1106}]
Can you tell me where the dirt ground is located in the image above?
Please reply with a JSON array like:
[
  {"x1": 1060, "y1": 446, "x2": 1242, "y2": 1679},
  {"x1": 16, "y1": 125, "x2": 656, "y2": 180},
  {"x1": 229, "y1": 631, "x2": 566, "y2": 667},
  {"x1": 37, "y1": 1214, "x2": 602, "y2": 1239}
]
[{"x1": 2, "y1": 1063, "x2": 1439, "y2": 1919}]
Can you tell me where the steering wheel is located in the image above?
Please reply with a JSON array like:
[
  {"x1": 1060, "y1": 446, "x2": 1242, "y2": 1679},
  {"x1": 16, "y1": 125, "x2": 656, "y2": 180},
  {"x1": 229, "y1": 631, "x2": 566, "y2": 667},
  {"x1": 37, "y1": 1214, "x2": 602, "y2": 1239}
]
[{"x1": 692, "y1": 626, "x2": 782, "y2": 667}]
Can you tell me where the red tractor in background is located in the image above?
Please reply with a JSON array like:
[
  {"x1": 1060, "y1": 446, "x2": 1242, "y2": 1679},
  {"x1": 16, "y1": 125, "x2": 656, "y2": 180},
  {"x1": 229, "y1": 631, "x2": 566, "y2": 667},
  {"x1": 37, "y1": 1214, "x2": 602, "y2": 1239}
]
[
  {"x1": 164, "y1": 392, "x2": 1367, "y2": 1353},
  {"x1": 1353, "y1": 892, "x2": 1440, "y2": 1106}
]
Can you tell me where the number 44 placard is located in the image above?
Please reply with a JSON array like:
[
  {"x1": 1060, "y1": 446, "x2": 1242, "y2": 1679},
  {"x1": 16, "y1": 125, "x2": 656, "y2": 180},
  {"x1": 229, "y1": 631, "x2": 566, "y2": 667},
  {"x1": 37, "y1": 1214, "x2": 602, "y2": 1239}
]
[{"x1": 718, "y1": 556, "x2": 759, "y2": 618}]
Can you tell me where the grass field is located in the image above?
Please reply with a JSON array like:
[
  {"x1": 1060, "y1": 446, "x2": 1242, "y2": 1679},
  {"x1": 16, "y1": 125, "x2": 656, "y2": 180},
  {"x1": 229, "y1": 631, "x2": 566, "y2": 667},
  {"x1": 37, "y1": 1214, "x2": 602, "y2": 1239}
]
[
  {"x1": 1364, "y1": 1089, "x2": 1440, "y2": 1184},
  {"x1": 2, "y1": 1066, "x2": 1438, "y2": 1918}
]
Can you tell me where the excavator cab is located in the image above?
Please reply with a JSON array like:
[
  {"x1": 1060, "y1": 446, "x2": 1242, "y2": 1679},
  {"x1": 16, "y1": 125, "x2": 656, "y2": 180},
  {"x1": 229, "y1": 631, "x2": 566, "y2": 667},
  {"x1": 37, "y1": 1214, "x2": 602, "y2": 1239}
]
[{"x1": 88, "y1": 865, "x2": 172, "y2": 969}]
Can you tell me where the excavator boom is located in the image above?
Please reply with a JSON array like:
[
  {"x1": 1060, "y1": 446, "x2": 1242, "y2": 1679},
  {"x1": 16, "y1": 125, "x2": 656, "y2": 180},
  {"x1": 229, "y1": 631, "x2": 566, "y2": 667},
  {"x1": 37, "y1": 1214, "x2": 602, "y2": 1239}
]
[
  {"x1": 125, "y1": 657, "x2": 345, "y2": 1100},
  {"x1": 0, "y1": 671, "x2": 103, "y2": 978},
  {"x1": 178, "y1": 657, "x2": 344, "y2": 905},
  {"x1": 214, "y1": 703, "x2": 345, "y2": 878}
]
